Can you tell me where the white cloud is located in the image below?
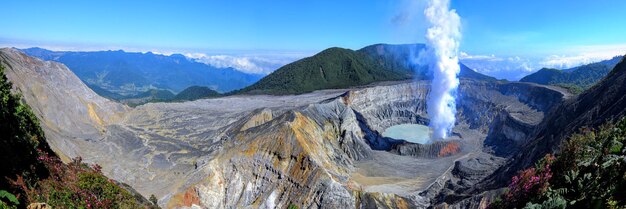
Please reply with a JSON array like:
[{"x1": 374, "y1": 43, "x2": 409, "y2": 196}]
[
  {"x1": 460, "y1": 52, "x2": 503, "y2": 61},
  {"x1": 187, "y1": 53, "x2": 305, "y2": 75},
  {"x1": 540, "y1": 54, "x2": 600, "y2": 69},
  {"x1": 460, "y1": 52, "x2": 538, "y2": 81},
  {"x1": 538, "y1": 44, "x2": 626, "y2": 69},
  {"x1": 460, "y1": 44, "x2": 626, "y2": 81}
]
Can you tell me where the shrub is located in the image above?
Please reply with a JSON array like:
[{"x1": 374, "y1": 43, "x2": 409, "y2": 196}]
[
  {"x1": 490, "y1": 118, "x2": 626, "y2": 209},
  {"x1": 12, "y1": 150, "x2": 144, "y2": 208}
]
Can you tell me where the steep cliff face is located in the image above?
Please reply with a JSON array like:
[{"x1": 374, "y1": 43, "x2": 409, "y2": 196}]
[
  {"x1": 0, "y1": 48, "x2": 128, "y2": 161},
  {"x1": 486, "y1": 56, "x2": 626, "y2": 188},
  {"x1": 433, "y1": 57, "x2": 626, "y2": 209},
  {"x1": 1, "y1": 48, "x2": 569, "y2": 208}
]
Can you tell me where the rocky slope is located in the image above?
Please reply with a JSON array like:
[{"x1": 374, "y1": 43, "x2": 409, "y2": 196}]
[
  {"x1": 489, "y1": 56, "x2": 626, "y2": 187},
  {"x1": 430, "y1": 56, "x2": 626, "y2": 208},
  {"x1": 1, "y1": 48, "x2": 570, "y2": 208},
  {"x1": 0, "y1": 48, "x2": 129, "y2": 161}
]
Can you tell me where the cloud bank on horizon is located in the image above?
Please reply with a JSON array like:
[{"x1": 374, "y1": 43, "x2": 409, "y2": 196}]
[
  {"x1": 185, "y1": 53, "x2": 305, "y2": 75},
  {"x1": 461, "y1": 44, "x2": 626, "y2": 81}
]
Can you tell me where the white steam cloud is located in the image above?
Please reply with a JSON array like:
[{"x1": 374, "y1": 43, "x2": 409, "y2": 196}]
[{"x1": 423, "y1": 0, "x2": 461, "y2": 140}]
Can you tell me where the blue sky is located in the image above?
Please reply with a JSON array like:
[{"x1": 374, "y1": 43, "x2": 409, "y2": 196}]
[{"x1": 2, "y1": 0, "x2": 626, "y2": 79}]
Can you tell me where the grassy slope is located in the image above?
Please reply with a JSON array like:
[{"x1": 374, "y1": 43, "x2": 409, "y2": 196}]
[{"x1": 239, "y1": 47, "x2": 408, "y2": 95}]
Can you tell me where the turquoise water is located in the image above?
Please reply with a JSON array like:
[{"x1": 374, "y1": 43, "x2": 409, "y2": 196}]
[{"x1": 382, "y1": 124, "x2": 431, "y2": 144}]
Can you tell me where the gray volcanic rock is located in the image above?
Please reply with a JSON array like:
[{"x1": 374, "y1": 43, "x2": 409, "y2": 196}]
[
  {"x1": 0, "y1": 48, "x2": 129, "y2": 160},
  {"x1": 1, "y1": 48, "x2": 570, "y2": 208}
]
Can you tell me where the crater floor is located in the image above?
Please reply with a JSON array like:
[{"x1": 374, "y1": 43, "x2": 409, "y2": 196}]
[{"x1": 352, "y1": 124, "x2": 486, "y2": 195}]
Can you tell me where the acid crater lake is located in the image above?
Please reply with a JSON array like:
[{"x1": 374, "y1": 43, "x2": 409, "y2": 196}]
[{"x1": 382, "y1": 124, "x2": 432, "y2": 144}]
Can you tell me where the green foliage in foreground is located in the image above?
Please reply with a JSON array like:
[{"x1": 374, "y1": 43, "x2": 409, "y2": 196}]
[
  {"x1": 18, "y1": 154, "x2": 145, "y2": 208},
  {"x1": 0, "y1": 190, "x2": 19, "y2": 208},
  {"x1": 489, "y1": 117, "x2": 626, "y2": 209},
  {"x1": 0, "y1": 64, "x2": 51, "y2": 207}
]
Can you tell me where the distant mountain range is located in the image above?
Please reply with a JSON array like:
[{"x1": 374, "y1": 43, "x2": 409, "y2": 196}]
[
  {"x1": 520, "y1": 56, "x2": 623, "y2": 93},
  {"x1": 239, "y1": 44, "x2": 496, "y2": 95},
  {"x1": 22, "y1": 44, "x2": 497, "y2": 100},
  {"x1": 20, "y1": 48, "x2": 264, "y2": 96}
]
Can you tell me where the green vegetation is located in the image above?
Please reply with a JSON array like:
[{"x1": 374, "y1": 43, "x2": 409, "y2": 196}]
[
  {"x1": 520, "y1": 56, "x2": 623, "y2": 93},
  {"x1": 171, "y1": 86, "x2": 220, "y2": 101},
  {"x1": 357, "y1": 43, "x2": 426, "y2": 78},
  {"x1": 0, "y1": 190, "x2": 19, "y2": 208},
  {"x1": 489, "y1": 117, "x2": 626, "y2": 209},
  {"x1": 238, "y1": 47, "x2": 409, "y2": 95},
  {"x1": 133, "y1": 89, "x2": 176, "y2": 101},
  {"x1": 13, "y1": 154, "x2": 147, "y2": 208},
  {"x1": 0, "y1": 65, "x2": 51, "y2": 207},
  {"x1": 554, "y1": 83, "x2": 584, "y2": 94},
  {"x1": 0, "y1": 65, "x2": 156, "y2": 208},
  {"x1": 288, "y1": 203, "x2": 299, "y2": 209},
  {"x1": 87, "y1": 84, "x2": 176, "y2": 106}
]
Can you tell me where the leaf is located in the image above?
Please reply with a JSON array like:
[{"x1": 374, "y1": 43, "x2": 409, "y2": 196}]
[
  {"x1": 609, "y1": 141, "x2": 623, "y2": 154},
  {"x1": 0, "y1": 190, "x2": 19, "y2": 205},
  {"x1": 601, "y1": 156, "x2": 619, "y2": 168}
]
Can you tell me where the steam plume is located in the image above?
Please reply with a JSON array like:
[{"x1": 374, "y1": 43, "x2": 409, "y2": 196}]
[{"x1": 423, "y1": 0, "x2": 461, "y2": 140}]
